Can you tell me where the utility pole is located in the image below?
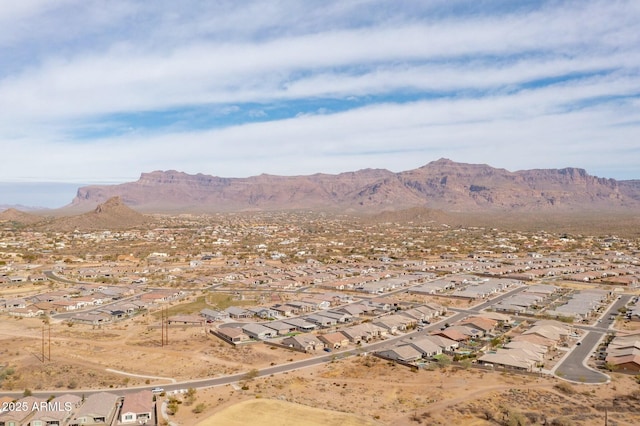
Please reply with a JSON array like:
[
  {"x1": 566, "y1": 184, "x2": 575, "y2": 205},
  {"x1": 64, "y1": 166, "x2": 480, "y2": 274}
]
[
  {"x1": 161, "y1": 306, "x2": 169, "y2": 346},
  {"x1": 164, "y1": 306, "x2": 169, "y2": 346},
  {"x1": 42, "y1": 321, "x2": 51, "y2": 362}
]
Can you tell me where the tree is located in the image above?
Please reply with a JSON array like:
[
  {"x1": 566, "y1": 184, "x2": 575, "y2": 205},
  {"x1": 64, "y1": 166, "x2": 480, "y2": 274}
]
[{"x1": 434, "y1": 354, "x2": 451, "y2": 369}]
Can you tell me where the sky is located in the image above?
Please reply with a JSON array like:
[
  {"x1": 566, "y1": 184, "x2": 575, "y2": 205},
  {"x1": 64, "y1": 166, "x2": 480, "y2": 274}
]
[{"x1": 1, "y1": 0, "x2": 639, "y2": 208}]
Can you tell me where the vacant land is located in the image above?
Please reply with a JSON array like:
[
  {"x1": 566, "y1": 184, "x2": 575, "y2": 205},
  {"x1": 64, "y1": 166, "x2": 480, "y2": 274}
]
[
  {"x1": 195, "y1": 399, "x2": 381, "y2": 426},
  {"x1": 169, "y1": 356, "x2": 640, "y2": 426},
  {"x1": 0, "y1": 314, "x2": 308, "y2": 391}
]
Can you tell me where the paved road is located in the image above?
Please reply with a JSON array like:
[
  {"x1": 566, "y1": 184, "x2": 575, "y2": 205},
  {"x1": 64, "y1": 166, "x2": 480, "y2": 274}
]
[{"x1": 552, "y1": 294, "x2": 632, "y2": 383}]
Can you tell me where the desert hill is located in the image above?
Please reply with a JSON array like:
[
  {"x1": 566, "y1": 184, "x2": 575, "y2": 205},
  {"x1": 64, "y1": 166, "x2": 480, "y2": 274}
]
[
  {"x1": 65, "y1": 159, "x2": 640, "y2": 214},
  {"x1": 43, "y1": 196, "x2": 150, "y2": 231},
  {"x1": 0, "y1": 208, "x2": 44, "y2": 225}
]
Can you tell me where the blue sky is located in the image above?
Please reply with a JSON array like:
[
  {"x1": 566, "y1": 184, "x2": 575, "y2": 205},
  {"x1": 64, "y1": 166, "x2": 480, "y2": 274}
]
[{"x1": 1, "y1": 0, "x2": 639, "y2": 207}]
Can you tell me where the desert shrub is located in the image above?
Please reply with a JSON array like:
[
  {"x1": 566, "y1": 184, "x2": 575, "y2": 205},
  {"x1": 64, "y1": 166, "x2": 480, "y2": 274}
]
[
  {"x1": 554, "y1": 382, "x2": 575, "y2": 395},
  {"x1": 167, "y1": 400, "x2": 179, "y2": 415},
  {"x1": 524, "y1": 412, "x2": 541, "y2": 423},
  {"x1": 550, "y1": 417, "x2": 574, "y2": 426},
  {"x1": 482, "y1": 408, "x2": 495, "y2": 421},
  {"x1": 504, "y1": 410, "x2": 527, "y2": 426}
]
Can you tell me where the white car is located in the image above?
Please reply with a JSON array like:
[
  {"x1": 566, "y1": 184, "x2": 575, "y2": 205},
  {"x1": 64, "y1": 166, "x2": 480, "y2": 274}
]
[{"x1": 151, "y1": 387, "x2": 164, "y2": 394}]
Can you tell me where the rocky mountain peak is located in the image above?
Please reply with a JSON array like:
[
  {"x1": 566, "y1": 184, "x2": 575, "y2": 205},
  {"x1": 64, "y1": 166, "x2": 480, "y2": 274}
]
[{"x1": 94, "y1": 196, "x2": 124, "y2": 213}]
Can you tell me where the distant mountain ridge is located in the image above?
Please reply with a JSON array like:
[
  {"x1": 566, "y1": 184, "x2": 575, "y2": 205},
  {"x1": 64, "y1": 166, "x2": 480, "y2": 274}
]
[{"x1": 66, "y1": 159, "x2": 640, "y2": 214}]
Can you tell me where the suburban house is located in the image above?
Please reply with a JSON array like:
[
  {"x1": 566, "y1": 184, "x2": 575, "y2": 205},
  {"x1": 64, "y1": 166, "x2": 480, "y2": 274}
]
[
  {"x1": 8, "y1": 305, "x2": 44, "y2": 318},
  {"x1": 316, "y1": 310, "x2": 353, "y2": 323},
  {"x1": 247, "y1": 306, "x2": 280, "y2": 319},
  {"x1": 242, "y1": 323, "x2": 277, "y2": 340},
  {"x1": 305, "y1": 314, "x2": 337, "y2": 327},
  {"x1": 224, "y1": 306, "x2": 254, "y2": 319},
  {"x1": 459, "y1": 316, "x2": 498, "y2": 336},
  {"x1": 605, "y1": 331, "x2": 640, "y2": 373},
  {"x1": 215, "y1": 327, "x2": 249, "y2": 343},
  {"x1": 282, "y1": 318, "x2": 317, "y2": 332},
  {"x1": 284, "y1": 301, "x2": 316, "y2": 313},
  {"x1": 336, "y1": 304, "x2": 366, "y2": 317},
  {"x1": 68, "y1": 392, "x2": 120, "y2": 426},
  {"x1": 200, "y1": 308, "x2": 229, "y2": 322},
  {"x1": 72, "y1": 312, "x2": 112, "y2": 325},
  {"x1": 300, "y1": 297, "x2": 331, "y2": 310},
  {"x1": 119, "y1": 390, "x2": 154, "y2": 424},
  {"x1": 4, "y1": 298, "x2": 27, "y2": 309},
  {"x1": 520, "y1": 320, "x2": 570, "y2": 347},
  {"x1": 29, "y1": 394, "x2": 82, "y2": 426},
  {"x1": 271, "y1": 304, "x2": 295, "y2": 317},
  {"x1": 0, "y1": 396, "x2": 43, "y2": 425},
  {"x1": 477, "y1": 349, "x2": 538, "y2": 371},
  {"x1": 432, "y1": 327, "x2": 472, "y2": 342},
  {"x1": 282, "y1": 334, "x2": 324, "y2": 352},
  {"x1": 374, "y1": 314, "x2": 417, "y2": 333},
  {"x1": 377, "y1": 344, "x2": 423, "y2": 363},
  {"x1": 402, "y1": 336, "x2": 443, "y2": 358},
  {"x1": 341, "y1": 323, "x2": 387, "y2": 344},
  {"x1": 422, "y1": 335, "x2": 460, "y2": 353},
  {"x1": 263, "y1": 321, "x2": 297, "y2": 336},
  {"x1": 409, "y1": 280, "x2": 455, "y2": 295},
  {"x1": 318, "y1": 332, "x2": 350, "y2": 349},
  {"x1": 400, "y1": 306, "x2": 438, "y2": 322},
  {"x1": 504, "y1": 341, "x2": 548, "y2": 362}
]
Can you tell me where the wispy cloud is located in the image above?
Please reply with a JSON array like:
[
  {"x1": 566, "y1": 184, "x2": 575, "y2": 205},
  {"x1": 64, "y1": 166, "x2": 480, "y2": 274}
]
[{"x1": 0, "y1": 0, "x2": 638, "y2": 200}]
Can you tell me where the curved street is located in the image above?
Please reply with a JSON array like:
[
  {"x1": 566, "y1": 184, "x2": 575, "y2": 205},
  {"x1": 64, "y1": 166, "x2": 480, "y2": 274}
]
[{"x1": 552, "y1": 294, "x2": 631, "y2": 383}]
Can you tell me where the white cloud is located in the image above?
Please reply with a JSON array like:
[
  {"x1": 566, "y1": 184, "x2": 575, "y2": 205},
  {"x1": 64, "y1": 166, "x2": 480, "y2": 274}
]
[{"x1": 0, "y1": 0, "x2": 639, "y2": 197}]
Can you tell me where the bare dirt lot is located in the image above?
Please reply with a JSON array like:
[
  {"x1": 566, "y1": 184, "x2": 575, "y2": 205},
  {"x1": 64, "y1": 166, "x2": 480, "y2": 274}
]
[
  {"x1": 0, "y1": 315, "x2": 308, "y2": 391},
  {"x1": 169, "y1": 356, "x2": 640, "y2": 426},
  {"x1": 194, "y1": 399, "x2": 381, "y2": 426}
]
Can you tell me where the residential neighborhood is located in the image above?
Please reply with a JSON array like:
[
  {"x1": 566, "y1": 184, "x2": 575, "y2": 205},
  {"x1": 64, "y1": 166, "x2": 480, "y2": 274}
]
[{"x1": 1, "y1": 212, "x2": 639, "y2": 425}]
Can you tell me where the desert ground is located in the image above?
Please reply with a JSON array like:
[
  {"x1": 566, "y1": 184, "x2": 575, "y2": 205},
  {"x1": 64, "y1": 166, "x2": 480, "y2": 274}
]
[
  {"x1": 170, "y1": 355, "x2": 640, "y2": 426},
  {"x1": 194, "y1": 399, "x2": 382, "y2": 426}
]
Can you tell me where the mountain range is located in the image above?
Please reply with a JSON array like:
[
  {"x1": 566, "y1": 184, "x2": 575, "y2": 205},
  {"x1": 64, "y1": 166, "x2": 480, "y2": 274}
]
[{"x1": 64, "y1": 159, "x2": 640, "y2": 214}]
